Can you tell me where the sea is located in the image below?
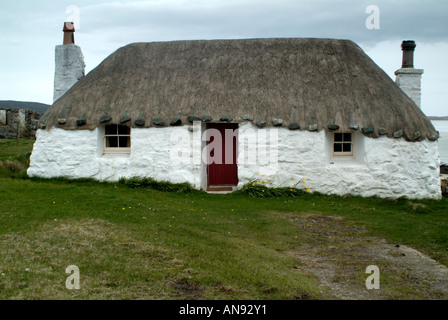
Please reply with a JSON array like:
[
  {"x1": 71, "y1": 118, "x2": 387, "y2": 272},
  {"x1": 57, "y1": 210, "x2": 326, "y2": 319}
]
[{"x1": 431, "y1": 120, "x2": 448, "y2": 164}]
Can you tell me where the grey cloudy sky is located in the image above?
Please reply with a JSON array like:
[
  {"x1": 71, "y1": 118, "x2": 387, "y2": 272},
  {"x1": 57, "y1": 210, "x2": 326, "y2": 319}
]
[{"x1": 1, "y1": 0, "x2": 447, "y2": 115}]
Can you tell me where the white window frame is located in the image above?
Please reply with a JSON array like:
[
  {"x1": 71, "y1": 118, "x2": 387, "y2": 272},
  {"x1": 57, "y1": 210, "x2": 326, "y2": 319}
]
[
  {"x1": 332, "y1": 132, "x2": 354, "y2": 157},
  {"x1": 103, "y1": 124, "x2": 131, "y2": 154}
]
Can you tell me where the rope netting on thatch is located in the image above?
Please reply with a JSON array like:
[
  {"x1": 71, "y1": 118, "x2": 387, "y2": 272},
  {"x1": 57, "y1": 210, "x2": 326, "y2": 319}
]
[{"x1": 42, "y1": 38, "x2": 438, "y2": 141}]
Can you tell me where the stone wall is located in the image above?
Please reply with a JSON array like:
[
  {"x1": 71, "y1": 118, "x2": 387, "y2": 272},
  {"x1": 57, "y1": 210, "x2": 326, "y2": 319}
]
[
  {"x1": 28, "y1": 124, "x2": 442, "y2": 199},
  {"x1": 237, "y1": 123, "x2": 441, "y2": 199},
  {"x1": 28, "y1": 127, "x2": 202, "y2": 188},
  {"x1": 0, "y1": 108, "x2": 40, "y2": 139}
]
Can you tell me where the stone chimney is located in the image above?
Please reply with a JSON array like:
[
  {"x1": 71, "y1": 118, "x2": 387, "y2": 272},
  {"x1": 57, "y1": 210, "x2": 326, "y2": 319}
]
[
  {"x1": 394, "y1": 40, "x2": 424, "y2": 108},
  {"x1": 53, "y1": 22, "x2": 85, "y2": 102}
]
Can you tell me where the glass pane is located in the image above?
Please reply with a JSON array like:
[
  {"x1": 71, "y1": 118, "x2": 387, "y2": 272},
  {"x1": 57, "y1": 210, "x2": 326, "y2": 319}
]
[
  {"x1": 106, "y1": 136, "x2": 118, "y2": 148},
  {"x1": 105, "y1": 124, "x2": 117, "y2": 135},
  {"x1": 343, "y1": 133, "x2": 352, "y2": 142},
  {"x1": 334, "y1": 133, "x2": 343, "y2": 142},
  {"x1": 334, "y1": 143, "x2": 342, "y2": 152},
  {"x1": 119, "y1": 136, "x2": 131, "y2": 148},
  {"x1": 118, "y1": 125, "x2": 130, "y2": 135},
  {"x1": 343, "y1": 143, "x2": 352, "y2": 152}
]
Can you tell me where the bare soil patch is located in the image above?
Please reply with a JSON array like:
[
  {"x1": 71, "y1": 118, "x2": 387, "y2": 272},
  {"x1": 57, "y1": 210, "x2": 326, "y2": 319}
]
[
  {"x1": 288, "y1": 214, "x2": 448, "y2": 299},
  {"x1": 172, "y1": 278, "x2": 204, "y2": 300}
]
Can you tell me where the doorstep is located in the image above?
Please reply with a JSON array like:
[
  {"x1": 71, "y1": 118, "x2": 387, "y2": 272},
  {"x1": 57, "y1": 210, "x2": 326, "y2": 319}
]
[{"x1": 206, "y1": 186, "x2": 236, "y2": 193}]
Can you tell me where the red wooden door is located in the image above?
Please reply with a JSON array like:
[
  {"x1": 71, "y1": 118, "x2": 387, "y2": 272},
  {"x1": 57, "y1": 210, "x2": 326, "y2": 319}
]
[{"x1": 206, "y1": 123, "x2": 238, "y2": 186}]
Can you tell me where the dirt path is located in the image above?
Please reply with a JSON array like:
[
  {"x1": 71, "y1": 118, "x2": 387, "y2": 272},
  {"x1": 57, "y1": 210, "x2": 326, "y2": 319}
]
[{"x1": 287, "y1": 214, "x2": 448, "y2": 299}]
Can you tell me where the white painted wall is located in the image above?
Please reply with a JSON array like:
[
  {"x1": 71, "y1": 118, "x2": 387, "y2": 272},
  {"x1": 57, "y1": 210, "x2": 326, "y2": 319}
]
[
  {"x1": 28, "y1": 127, "x2": 203, "y2": 189},
  {"x1": 53, "y1": 44, "x2": 85, "y2": 102},
  {"x1": 237, "y1": 123, "x2": 440, "y2": 199},
  {"x1": 28, "y1": 124, "x2": 441, "y2": 199}
]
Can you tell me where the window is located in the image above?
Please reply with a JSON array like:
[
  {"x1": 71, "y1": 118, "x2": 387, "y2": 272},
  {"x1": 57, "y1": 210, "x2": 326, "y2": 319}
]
[
  {"x1": 104, "y1": 124, "x2": 131, "y2": 153},
  {"x1": 333, "y1": 132, "x2": 353, "y2": 156}
]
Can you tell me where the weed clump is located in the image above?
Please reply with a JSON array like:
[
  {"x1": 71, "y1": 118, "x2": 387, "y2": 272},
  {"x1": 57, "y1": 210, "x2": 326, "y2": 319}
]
[
  {"x1": 119, "y1": 176, "x2": 194, "y2": 193},
  {"x1": 406, "y1": 201, "x2": 432, "y2": 214},
  {"x1": 237, "y1": 175, "x2": 310, "y2": 198},
  {"x1": 0, "y1": 159, "x2": 25, "y2": 173},
  {"x1": 0, "y1": 151, "x2": 31, "y2": 176}
]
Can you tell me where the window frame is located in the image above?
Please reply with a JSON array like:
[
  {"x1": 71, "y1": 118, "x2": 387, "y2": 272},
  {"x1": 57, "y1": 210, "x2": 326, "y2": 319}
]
[
  {"x1": 332, "y1": 132, "x2": 354, "y2": 157},
  {"x1": 103, "y1": 124, "x2": 131, "y2": 154}
]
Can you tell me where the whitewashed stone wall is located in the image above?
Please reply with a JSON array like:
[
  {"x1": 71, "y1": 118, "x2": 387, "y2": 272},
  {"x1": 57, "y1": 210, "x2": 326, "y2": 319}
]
[
  {"x1": 28, "y1": 127, "x2": 202, "y2": 189},
  {"x1": 28, "y1": 124, "x2": 441, "y2": 199},
  {"x1": 237, "y1": 123, "x2": 441, "y2": 199},
  {"x1": 53, "y1": 44, "x2": 85, "y2": 102}
]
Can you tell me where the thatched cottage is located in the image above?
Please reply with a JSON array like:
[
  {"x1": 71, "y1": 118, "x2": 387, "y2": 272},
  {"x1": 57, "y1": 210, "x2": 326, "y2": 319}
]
[{"x1": 28, "y1": 25, "x2": 442, "y2": 199}]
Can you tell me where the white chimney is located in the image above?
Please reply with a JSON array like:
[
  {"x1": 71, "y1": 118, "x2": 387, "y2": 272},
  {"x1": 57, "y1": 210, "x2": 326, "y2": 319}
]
[
  {"x1": 394, "y1": 40, "x2": 424, "y2": 108},
  {"x1": 53, "y1": 22, "x2": 85, "y2": 102}
]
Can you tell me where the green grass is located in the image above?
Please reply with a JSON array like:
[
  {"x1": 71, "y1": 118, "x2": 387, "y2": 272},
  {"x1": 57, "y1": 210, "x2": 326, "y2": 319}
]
[
  {"x1": 0, "y1": 139, "x2": 34, "y2": 177},
  {"x1": 0, "y1": 139, "x2": 34, "y2": 162},
  {"x1": 0, "y1": 139, "x2": 447, "y2": 299},
  {"x1": 0, "y1": 177, "x2": 321, "y2": 299}
]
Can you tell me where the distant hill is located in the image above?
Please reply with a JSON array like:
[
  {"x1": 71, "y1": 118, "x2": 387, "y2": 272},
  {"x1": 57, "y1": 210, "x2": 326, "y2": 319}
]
[
  {"x1": 0, "y1": 100, "x2": 50, "y2": 116},
  {"x1": 428, "y1": 116, "x2": 448, "y2": 120}
]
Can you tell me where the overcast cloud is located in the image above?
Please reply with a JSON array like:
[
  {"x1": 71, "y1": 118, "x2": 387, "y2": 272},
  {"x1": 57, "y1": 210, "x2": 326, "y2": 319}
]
[{"x1": 0, "y1": 0, "x2": 447, "y2": 115}]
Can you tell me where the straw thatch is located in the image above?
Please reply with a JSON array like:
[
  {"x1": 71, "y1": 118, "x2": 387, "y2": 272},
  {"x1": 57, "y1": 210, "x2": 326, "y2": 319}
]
[{"x1": 42, "y1": 38, "x2": 438, "y2": 141}]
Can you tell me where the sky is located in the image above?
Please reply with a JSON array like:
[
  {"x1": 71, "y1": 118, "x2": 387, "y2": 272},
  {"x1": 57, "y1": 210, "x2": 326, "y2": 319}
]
[{"x1": 0, "y1": 0, "x2": 447, "y2": 116}]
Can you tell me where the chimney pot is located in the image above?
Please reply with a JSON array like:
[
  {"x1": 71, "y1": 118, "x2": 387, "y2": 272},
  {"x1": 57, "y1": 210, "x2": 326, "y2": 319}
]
[
  {"x1": 63, "y1": 22, "x2": 75, "y2": 45},
  {"x1": 401, "y1": 40, "x2": 416, "y2": 68}
]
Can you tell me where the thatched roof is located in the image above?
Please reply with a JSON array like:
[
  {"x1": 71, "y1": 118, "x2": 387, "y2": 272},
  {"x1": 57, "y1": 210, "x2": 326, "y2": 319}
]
[{"x1": 42, "y1": 38, "x2": 438, "y2": 141}]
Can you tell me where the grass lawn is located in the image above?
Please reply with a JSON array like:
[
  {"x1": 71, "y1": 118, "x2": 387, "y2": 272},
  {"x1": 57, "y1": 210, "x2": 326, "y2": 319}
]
[{"x1": 0, "y1": 139, "x2": 447, "y2": 299}]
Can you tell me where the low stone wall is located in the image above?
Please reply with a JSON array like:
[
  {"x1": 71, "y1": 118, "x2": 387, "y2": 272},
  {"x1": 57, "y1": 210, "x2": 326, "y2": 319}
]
[{"x1": 0, "y1": 108, "x2": 40, "y2": 139}]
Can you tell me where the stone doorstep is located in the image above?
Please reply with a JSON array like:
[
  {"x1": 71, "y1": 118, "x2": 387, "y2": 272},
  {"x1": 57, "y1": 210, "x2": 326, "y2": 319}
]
[
  {"x1": 206, "y1": 186, "x2": 235, "y2": 193},
  {"x1": 206, "y1": 191, "x2": 234, "y2": 194}
]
